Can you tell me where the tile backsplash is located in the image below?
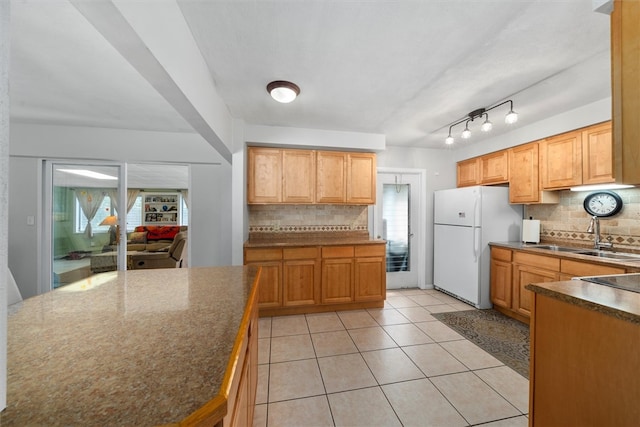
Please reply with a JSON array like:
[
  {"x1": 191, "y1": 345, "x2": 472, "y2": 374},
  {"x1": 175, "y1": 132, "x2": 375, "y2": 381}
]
[
  {"x1": 525, "y1": 188, "x2": 640, "y2": 251},
  {"x1": 248, "y1": 205, "x2": 369, "y2": 233}
]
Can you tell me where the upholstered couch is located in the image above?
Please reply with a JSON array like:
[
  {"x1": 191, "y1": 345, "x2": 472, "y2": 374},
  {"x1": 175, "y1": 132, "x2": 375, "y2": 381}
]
[
  {"x1": 103, "y1": 225, "x2": 187, "y2": 253},
  {"x1": 129, "y1": 231, "x2": 188, "y2": 270}
]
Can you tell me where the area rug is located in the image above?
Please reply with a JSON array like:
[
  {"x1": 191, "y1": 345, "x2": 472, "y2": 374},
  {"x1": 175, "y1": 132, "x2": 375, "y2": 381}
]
[{"x1": 432, "y1": 309, "x2": 530, "y2": 378}]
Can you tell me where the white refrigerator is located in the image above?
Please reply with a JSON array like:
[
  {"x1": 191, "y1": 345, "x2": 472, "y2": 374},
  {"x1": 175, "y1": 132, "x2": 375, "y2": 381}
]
[{"x1": 433, "y1": 186, "x2": 522, "y2": 309}]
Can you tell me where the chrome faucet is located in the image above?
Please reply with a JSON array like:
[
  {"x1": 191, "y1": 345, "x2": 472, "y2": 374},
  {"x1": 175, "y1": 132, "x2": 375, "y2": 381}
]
[{"x1": 587, "y1": 216, "x2": 613, "y2": 250}]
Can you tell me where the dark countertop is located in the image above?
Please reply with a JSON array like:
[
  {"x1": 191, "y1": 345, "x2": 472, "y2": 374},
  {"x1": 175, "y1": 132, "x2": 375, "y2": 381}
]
[
  {"x1": 525, "y1": 280, "x2": 640, "y2": 324},
  {"x1": 1, "y1": 266, "x2": 259, "y2": 426},
  {"x1": 245, "y1": 231, "x2": 386, "y2": 248},
  {"x1": 490, "y1": 241, "x2": 640, "y2": 269}
]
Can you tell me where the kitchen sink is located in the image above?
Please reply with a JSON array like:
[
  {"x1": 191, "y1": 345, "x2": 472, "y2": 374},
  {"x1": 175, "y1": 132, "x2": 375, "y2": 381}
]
[
  {"x1": 527, "y1": 244, "x2": 583, "y2": 252},
  {"x1": 574, "y1": 250, "x2": 640, "y2": 260}
]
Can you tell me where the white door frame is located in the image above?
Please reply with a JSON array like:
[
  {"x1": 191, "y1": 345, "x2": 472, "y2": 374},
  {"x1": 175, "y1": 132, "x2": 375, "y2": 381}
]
[{"x1": 369, "y1": 167, "x2": 427, "y2": 289}]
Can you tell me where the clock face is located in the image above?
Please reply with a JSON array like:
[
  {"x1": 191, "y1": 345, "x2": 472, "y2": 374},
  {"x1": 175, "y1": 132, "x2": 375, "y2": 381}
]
[{"x1": 583, "y1": 191, "x2": 623, "y2": 217}]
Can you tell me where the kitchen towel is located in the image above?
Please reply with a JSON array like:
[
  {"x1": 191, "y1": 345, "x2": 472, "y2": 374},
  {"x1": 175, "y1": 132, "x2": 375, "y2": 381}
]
[{"x1": 522, "y1": 219, "x2": 541, "y2": 243}]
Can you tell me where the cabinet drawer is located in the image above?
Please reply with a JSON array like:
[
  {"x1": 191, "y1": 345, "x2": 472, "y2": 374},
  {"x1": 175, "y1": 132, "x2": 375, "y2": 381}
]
[
  {"x1": 244, "y1": 248, "x2": 283, "y2": 262},
  {"x1": 355, "y1": 244, "x2": 385, "y2": 257},
  {"x1": 283, "y1": 247, "x2": 319, "y2": 260},
  {"x1": 322, "y1": 246, "x2": 355, "y2": 258},
  {"x1": 560, "y1": 259, "x2": 626, "y2": 277},
  {"x1": 491, "y1": 247, "x2": 512, "y2": 262},
  {"x1": 513, "y1": 251, "x2": 559, "y2": 271}
]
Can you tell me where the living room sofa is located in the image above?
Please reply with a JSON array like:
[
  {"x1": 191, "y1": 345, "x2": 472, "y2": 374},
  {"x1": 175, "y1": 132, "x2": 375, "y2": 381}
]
[{"x1": 103, "y1": 225, "x2": 188, "y2": 252}]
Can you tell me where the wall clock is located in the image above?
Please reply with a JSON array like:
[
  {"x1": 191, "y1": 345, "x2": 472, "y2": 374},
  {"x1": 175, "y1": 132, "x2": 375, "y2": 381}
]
[{"x1": 583, "y1": 191, "x2": 623, "y2": 217}]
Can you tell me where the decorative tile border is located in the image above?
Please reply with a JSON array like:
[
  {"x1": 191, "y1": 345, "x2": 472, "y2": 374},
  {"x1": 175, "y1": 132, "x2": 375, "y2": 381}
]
[{"x1": 249, "y1": 225, "x2": 368, "y2": 233}]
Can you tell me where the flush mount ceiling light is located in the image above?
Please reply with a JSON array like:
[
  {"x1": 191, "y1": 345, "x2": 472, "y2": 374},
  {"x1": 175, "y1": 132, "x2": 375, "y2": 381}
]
[
  {"x1": 267, "y1": 80, "x2": 300, "y2": 103},
  {"x1": 444, "y1": 99, "x2": 518, "y2": 145}
]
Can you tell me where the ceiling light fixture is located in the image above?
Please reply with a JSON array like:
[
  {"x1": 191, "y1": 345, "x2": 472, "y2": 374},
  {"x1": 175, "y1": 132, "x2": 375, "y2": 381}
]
[
  {"x1": 444, "y1": 100, "x2": 518, "y2": 145},
  {"x1": 267, "y1": 80, "x2": 300, "y2": 103}
]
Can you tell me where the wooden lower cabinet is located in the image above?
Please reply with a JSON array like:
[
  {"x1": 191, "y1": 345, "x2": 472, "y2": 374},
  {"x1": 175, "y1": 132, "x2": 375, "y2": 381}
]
[
  {"x1": 490, "y1": 247, "x2": 512, "y2": 310},
  {"x1": 245, "y1": 243, "x2": 385, "y2": 315},
  {"x1": 512, "y1": 263, "x2": 559, "y2": 318},
  {"x1": 529, "y1": 293, "x2": 639, "y2": 426}
]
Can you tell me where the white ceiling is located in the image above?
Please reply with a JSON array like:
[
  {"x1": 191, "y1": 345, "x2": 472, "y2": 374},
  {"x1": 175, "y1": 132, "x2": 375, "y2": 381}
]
[{"x1": 10, "y1": 0, "x2": 611, "y2": 154}]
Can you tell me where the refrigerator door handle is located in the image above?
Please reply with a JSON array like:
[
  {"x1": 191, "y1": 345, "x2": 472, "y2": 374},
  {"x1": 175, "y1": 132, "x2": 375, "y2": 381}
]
[{"x1": 472, "y1": 194, "x2": 480, "y2": 261}]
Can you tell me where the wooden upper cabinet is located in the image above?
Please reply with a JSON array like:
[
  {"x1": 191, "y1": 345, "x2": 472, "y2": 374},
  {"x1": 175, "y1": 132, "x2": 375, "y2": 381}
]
[
  {"x1": 247, "y1": 147, "x2": 282, "y2": 203},
  {"x1": 611, "y1": 0, "x2": 640, "y2": 184},
  {"x1": 509, "y1": 143, "x2": 540, "y2": 203},
  {"x1": 479, "y1": 150, "x2": 509, "y2": 184},
  {"x1": 347, "y1": 153, "x2": 376, "y2": 204},
  {"x1": 540, "y1": 130, "x2": 583, "y2": 189},
  {"x1": 582, "y1": 121, "x2": 615, "y2": 185},
  {"x1": 457, "y1": 158, "x2": 480, "y2": 187},
  {"x1": 316, "y1": 151, "x2": 347, "y2": 203},
  {"x1": 283, "y1": 149, "x2": 315, "y2": 203}
]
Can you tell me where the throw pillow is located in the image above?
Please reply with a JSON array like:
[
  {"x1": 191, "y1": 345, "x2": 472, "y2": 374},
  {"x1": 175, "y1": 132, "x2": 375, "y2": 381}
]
[{"x1": 129, "y1": 231, "x2": 148, "y2": 244}]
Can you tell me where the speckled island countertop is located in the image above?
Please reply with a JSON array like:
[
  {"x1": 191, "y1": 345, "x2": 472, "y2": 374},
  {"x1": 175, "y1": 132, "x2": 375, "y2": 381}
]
[
  {"x1": 1, "y1": 266, "x2": 259, "y2": 426},
  {"x1": 525, "y1": 280, "x2": 640, "y2": 324}
]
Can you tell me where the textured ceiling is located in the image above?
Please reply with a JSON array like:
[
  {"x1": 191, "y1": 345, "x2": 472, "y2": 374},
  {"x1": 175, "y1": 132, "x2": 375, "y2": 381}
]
[{"x1": 10, "y1": 0, "x2": 611, "y2": 155}]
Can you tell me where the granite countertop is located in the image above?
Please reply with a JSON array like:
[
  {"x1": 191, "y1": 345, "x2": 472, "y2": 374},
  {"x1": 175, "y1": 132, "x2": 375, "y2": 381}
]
[
  {"x1": 525, "y1": 280, "x2": 640, "y2": 325},
  {"x1": 490, "y1": 241, "x2": 640, "y2": 269},
  {"x1": 245, "y1": 231, "x2": 386, "y2": 248},
  {"x1": 1, "y1": 266, "x2": 259, "y2": 426}
]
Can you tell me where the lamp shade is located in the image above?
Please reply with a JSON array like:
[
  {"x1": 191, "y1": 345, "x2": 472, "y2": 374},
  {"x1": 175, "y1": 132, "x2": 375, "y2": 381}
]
[
  {"x1": 99, "y1": 215, "x2": 118, "y2": 226},
  {"x1": 267, "y1": 81, "x2": 300, "y2": 103}
]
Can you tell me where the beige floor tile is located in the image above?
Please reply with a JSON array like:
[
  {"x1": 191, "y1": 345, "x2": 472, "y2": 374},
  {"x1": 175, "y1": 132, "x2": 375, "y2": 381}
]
[
  {"x1": 317, "y1": 353, "x2": 377, "y2": 393},
  {"x1": 415, "y1": 320, "x2": 464, "y2": 342},
  {"x1": 475, "y1": 366, "x2": 530, "y2": 413},
  {"x1": 270, "y1": 334, "x2": 316, "y2": 363},
  {"x1": 383, "y1": 323, "x2": 434, "y2": 346},
  {"x1": 258, "y1": 317, "x2": 272, "y2": 338},
  {"x1": 440, "y1": 339, "x2": 503, "y2": 370},
  {"x1": 396, "y1": 306, "x2": 437, "y2": 323},
  {"x1": 306, "y1": 311, "x2": 345, "y2": 333},
  {"x1": 386, "y1": 295, "x2": 420, "y2": 308},
  {"x1": 336, "y1": 310, "x2": 378, "y2": 329},
  {"x1": 430, "y1": 372, "x2": 520, "y2": 425},
  {"x1": 433, "y1": 293, "x2": 464, "y2": 304},
  {"x1": 425, "y1": 303, "x2": 459, "y2": 313},
  {"x1": 258, "y1": 337, "x2": 270, "y2": 365},
  {"x1": 252, "y1": 403, "x2": 267, "y2": 427},
  {"x1": 311, "y1": 330, "x2": 358, "y2": 358},
  {"x1": 348, "y1": 326, "x2": 398, "y2": 352},
  {"x1": 392, "y1": 288, "x2": 424, "y2": 295},
  {"x1": 481, "y1": 415, "x2": 529, "y2": 427},
  {"x1": 268, "y1": 359, "x2": 325, "y2": 402},
  {"x1": 450, "y1": 302, "x2": 477, "y2": 311},
  {"x1": 256, "y1": 364, "x2": 269, "y2": 405},
  {"x1": 328, "y1": 386, "x2": 402, "y2": 427},
  {"x1": 361, "y1": 348, "x2": 424, "y2": 385},
  {"x1": 271, "y1": 315, "x2": 309, "y2": 337},
  {"x1": 267, "y1": 395, "x2": 334, "y2": 427},
  {"x1": 408, "y1": 294, "x2": 445, "y2": 306},
  {"x1": 366, "y1": 308, "x2": 411, "y2": 325},
  {"x1": 382, "y1": 300, "x2": 394, "y2": 309},
  {"x1": 382, "y1": 378, "x2": 467, "y2": 426},
  {"x1": 403, "y1": 343, "x2": 468, "y2": 377}
]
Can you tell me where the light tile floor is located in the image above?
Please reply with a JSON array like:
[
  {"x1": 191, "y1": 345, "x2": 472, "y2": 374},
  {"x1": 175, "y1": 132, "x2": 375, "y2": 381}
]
[{"x1": 254, "y1": 288, "x2": 529, "y2": 427}]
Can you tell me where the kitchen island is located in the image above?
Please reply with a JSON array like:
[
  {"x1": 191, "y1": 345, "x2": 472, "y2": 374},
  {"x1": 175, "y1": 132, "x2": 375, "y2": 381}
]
[
  {"x1": 1, "y1": 266, "x2": 259, "y2": 426},
  {"x1": 525, "y1": 279, "x2": 639, "y2": 427}
]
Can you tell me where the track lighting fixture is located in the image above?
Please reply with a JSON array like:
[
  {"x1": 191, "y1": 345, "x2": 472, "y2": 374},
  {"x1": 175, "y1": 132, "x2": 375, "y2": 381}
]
[{"x1": 444, "y1": 100, "x2": 518, "y2": 145}]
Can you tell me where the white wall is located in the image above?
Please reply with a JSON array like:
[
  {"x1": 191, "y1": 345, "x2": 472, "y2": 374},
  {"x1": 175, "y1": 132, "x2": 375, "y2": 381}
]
[
  {"x1": 8, "y1": 122, "x2": 232, "y2": 298},
  {"x1": 376, "y1": 146, "x2": 457, "y2": 286}
]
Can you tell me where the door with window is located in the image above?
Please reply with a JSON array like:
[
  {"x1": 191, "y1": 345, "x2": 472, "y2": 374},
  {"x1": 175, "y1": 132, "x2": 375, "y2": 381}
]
[
  {"x1": 373, "y1": 171, "x2": 423, "y2": 289},
  {"x1": 45, "y1": 162, "x2": 125, "y2": 292}
]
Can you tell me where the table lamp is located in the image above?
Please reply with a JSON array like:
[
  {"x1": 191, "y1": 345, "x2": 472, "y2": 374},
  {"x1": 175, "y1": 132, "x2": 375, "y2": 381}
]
[{"x1": 99, "y1": 215, "x2": 119, "y2": 245}]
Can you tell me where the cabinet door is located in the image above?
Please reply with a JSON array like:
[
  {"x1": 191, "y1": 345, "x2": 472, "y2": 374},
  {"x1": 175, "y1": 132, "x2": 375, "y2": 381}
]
[
  {"x1": 283, "y1": 259, "x2": 318, "y2": 306},
  {"x1": 490, "y1": 258, "x2": 512, "y2": 310},
  {"x1": 316, "y1": 151, "x2": 346, "y2": 203},
  {"x1": 513, "y1": 264, "x2": 559, "y2": 318},
  {"x1": 354, "y1": 256, "x2": 385, "y2": 301},
  {"x1": 347, "y1": 153, "x2": 376, "y2": 204},
  {"x1": 582, "y1": 122, "x2": 615, "y2": 185},
  {"x1": 321, "y1": 258, "x2": 353, "y2": 303},
  {"x1": 457, "y1": 158, "x2": 480, "y2": 187},
  {"x1": 480, "y1": 151, "x2": 509, "y2": 184},
  {"x1": 540, "y1": 131, "x2": 582, "y2": 189},
  {"x1": 248, "y1": 262, "x2": 282, "y2": 308},
  {"x1": 248, "y1": 148, "x2": 282, "y2": 203},
  {"x1": 283, "y1": 150, "x2": 315, "y2": 203},
  {"x1": 509, "y1": 143, "x2": 540, "y2": 203}
]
